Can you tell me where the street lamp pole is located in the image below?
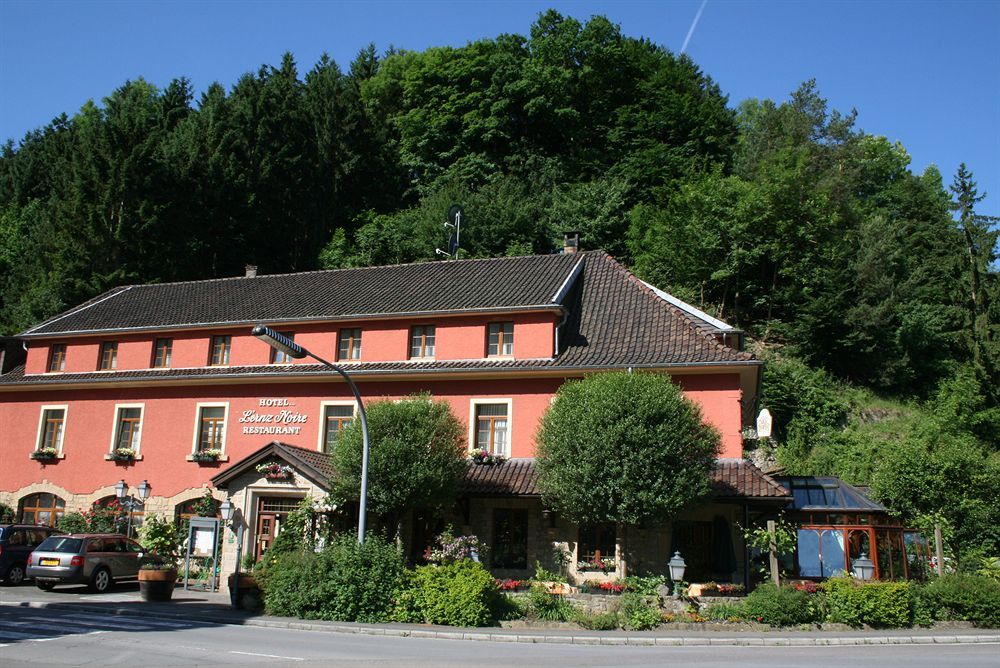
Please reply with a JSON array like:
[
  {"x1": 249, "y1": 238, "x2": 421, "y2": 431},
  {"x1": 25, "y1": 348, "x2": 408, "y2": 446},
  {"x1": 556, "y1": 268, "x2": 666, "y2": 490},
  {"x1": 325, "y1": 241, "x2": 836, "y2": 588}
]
[
  {"x1": 252, "y1": 324, "x2": 371, "y2": 544},
  {"x1": 115, "y1": 479, "x2": 150, "y2": 539}
]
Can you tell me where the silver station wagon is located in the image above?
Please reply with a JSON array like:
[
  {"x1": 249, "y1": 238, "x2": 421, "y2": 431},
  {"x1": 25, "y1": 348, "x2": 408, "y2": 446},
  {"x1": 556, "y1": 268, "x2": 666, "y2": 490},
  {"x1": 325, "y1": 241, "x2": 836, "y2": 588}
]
[{"x1": 27, "y1": 533, "x2": 143, "y2": 593}]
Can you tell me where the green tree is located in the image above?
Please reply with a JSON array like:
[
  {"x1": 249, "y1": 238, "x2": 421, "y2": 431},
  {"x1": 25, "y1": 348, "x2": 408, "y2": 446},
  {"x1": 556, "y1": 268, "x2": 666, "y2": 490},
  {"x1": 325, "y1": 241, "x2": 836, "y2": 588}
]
[
  {"x1": 536, "y1": 371, "x2": 720, "y2": 576},
  {"x1": 330, "y1": 395, "x2": 467, "y2": 537}
]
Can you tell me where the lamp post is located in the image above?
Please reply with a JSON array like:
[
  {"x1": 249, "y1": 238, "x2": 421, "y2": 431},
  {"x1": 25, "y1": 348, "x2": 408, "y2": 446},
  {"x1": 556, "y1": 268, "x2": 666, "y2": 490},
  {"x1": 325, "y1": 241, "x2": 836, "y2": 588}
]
[
  {"x1": 852, "y1": 553, "x2": 875, "y2": 581},
  {"x1": 114, "y1": 479, "x2": 150, "y2": 539},
  {"x1": 252, "y1": 324, "x2": 371, "y2": 544},
  {"x1": 220, "y1": 498, "x2": 244, "y2": 609},
  {"x1": 668, "y1": 551, "x2": 687, "y2": 597}
]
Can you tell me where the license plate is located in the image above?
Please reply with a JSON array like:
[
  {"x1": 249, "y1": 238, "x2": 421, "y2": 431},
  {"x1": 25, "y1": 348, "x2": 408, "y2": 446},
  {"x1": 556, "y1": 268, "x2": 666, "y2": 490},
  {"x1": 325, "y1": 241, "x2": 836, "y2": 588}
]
[{"x1": 40, "y1": 558, "x2": 59, "y2": 566}]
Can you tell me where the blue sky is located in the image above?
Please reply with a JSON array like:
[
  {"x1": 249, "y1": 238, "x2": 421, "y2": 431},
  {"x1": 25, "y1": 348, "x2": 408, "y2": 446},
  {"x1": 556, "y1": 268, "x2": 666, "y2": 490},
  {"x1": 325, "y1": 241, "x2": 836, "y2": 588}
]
[{"x1": 1, "y1": 0, "x2": 998, "y2": 216}]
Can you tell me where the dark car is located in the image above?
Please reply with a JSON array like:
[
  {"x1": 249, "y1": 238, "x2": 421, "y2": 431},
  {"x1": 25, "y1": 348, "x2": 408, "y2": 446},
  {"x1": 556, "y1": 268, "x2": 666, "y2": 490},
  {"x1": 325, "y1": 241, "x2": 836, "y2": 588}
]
[
  {"x1": 0, "y1": 524, "x2": 61, "y2": 585},
  {"x1": 27, "y1": 533, "x2": 143, "y2": 592}
]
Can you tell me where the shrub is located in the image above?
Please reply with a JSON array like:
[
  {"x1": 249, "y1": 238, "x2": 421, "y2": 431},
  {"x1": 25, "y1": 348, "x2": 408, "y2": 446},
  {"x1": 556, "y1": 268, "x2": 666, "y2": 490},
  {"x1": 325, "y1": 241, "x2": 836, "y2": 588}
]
[
  {"x1": 57, "y1": 512, "x2": 88, "y2": 534},
  {"x1": 527, "y1": 585, "x2": 578, "y2": 622},
  {"x1": 742, "y1": 584, "x2": 818, "y2": 626},
  {"x1": 916, "y1": 574, "x2": 1000, "y2": 628},
  {"x1": 0, "y1": 502, "x2": 14, "y2": 522},
  {"x1": 618, "y1": 592, "x2": 661, "y2": 630},
  {"x1": 623, "y1": 574, "x2": 669, "y2": 595},
  {"x1": 702, "y1": 601, "x2": 746, "y2": 621},
  {"x1": 138, "y1": 514, "x2": 179, "y2": 558},
  {"x1": 573, "y1": 609, "x2": 620, "y2": 630},
  {"x1": 823, "y1": 577, "x2": 912, "y2": 628},
  {"x1": 410, "y1": 560, "x2": 501, "y2": 627},
  {"x1": 261, "y1": 535, "x2": 407, "y2": 622}
]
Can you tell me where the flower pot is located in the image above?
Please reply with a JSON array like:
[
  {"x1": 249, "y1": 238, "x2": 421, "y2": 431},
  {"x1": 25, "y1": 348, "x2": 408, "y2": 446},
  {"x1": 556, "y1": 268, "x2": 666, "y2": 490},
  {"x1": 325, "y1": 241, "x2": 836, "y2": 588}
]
[{"x1": 138, "y1": 568, "x2": 178, "y2": 601}]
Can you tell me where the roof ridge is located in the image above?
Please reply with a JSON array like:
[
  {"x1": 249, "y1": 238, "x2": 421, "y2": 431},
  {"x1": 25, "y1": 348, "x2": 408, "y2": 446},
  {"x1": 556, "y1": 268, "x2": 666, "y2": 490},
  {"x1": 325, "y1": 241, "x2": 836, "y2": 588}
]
[{"x1": 119, "y1": 251, "x2": 595, "y2": 291}]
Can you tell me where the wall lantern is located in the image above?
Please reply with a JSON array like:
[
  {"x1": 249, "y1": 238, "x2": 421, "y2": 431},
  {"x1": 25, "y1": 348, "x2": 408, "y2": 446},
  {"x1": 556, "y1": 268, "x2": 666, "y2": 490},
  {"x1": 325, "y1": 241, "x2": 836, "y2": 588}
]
[
  {"x1": 220, "y1": 499, "x2": 234, "y2": 523},
  {"x1": 852, "y1": 553, "x2": 875, "y2": 581},
  {"x1": 115, "y1": 479, "x2": 128, "y2": 500},
  {"x1": 136, "y1": 479, "x2": 151, "y2": 500},
  {"x1": 668, "y1": 551, "x2": 687, "y2": 596}
]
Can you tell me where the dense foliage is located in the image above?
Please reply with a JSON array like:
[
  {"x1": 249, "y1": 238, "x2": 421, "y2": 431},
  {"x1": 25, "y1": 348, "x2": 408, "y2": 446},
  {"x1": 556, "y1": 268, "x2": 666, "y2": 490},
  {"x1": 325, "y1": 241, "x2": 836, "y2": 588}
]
[
  {"x1": 330, "y1": 395, "x2": 467, "y2": 526},
  {"x1": 740, "y1": 584, "x2": 819, "y2": 627},
  {"x1": 1, "y1": 10, "x2": 997, "y2": 559},
  {"x1": 536, "y1": 371, "x2": 719, "y2": 572},
  {"x1": 261, "y1": 535, "x2": 407, "y2": 622},
  {"x1": 916, "y1": 574, "x2": 1000, "y2": 628},
  {"x1": 822, "y1": 578, "x2": 913, "y2": 628},
  {"x1": 407, "y1": 560, "x2": 502, "y2": 627}
]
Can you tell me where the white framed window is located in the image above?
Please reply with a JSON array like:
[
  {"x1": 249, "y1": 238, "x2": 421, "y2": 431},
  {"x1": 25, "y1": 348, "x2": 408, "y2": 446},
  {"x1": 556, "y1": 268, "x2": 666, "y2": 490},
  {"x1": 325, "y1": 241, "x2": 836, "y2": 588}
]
[
  {"x1": 35, "y1": 404, "x2": 69, "y2": 456},
  {"x1": 469, "y1": 398, "x2": 513, "y2": 457},
  {"x1": 108, "y1": 403, "x2": 145, "y2": 456},
  {"x1": 318, "y1": 401, "x2": 357, "y2": 452},
  {"x1": 190, "y1": 402, "x2": 229, "y2": 455},
  {"x1": 337, "y1": 328, "x2": 362, "y2": 361}
]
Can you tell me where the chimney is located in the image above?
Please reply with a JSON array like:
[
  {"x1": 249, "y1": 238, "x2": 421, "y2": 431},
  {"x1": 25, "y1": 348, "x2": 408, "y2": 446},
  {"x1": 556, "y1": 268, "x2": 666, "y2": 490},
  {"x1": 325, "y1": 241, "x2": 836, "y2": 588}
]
[
  {"x1": 563, "y1": 231, "x2": 580, "y2": 254},
  {"x1": 245, "y1": 264, "x2": 258, "y2": 278}
]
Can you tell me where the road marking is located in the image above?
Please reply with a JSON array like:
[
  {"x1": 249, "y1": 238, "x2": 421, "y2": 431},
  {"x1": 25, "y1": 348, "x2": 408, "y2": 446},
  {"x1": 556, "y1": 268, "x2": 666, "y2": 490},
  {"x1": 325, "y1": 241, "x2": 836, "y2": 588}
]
[{"x1": 230, "y1": 650, "x2": 305, "y2": 661}]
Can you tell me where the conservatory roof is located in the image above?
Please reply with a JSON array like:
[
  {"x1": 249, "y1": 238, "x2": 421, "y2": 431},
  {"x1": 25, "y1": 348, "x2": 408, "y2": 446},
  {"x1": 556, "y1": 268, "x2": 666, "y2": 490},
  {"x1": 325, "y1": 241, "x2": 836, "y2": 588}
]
[{"x1": 775, "y1": 476, "x2": 887, "y2": 512}]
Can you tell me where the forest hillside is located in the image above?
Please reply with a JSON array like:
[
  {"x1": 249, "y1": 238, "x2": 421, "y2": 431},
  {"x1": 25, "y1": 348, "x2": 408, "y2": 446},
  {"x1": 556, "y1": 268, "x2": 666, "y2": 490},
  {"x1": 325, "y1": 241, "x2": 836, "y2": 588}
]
[{"x1": 1, "y1": 11, "x2": 997, "y2": 561}]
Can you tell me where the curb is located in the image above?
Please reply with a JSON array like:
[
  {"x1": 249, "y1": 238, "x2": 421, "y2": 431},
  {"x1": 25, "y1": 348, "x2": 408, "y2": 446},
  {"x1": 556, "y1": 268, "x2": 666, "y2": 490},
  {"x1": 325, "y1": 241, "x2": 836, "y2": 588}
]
[{"x1": 3, "y1": 601, "x2": 999, "y2": 647}]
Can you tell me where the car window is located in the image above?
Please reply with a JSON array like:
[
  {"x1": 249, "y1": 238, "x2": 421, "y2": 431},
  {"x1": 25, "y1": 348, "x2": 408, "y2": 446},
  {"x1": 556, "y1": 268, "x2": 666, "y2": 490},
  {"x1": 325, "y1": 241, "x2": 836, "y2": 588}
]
[
  {"x1": 31, "y1": 530, "x2": 53, "y2": 546},
  {"x1": 8, "y1": 530, "x2": 25, "y2": 547},
  {"x1": 86, "y1": 538, "x2": 105, "y2": 553},
  {"x1": 126, "y1": 540, "x2": 143, "y2": 553},
  {"x1": 37, "y1": 536, "x2": 83, "y2": 553}
]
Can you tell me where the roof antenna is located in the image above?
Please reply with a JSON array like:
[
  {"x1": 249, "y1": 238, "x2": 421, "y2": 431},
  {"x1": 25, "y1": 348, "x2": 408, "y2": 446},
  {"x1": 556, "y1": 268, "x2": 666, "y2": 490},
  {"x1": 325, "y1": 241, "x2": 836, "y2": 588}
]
[{"x1": 436, "y1": 204, "x2": 463, "y2": 260}]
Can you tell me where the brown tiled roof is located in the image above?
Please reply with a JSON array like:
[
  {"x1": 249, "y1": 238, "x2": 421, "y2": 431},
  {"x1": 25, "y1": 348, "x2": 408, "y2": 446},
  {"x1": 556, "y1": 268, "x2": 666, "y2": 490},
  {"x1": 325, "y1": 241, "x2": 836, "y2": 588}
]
[
  {"x1": 22, "y1": 254, "x2": 582, "y2": 336},
  {"x1": 211, "y1": 441, "x2": 333, "y2": 489},
  {"x1": 3, "y1": 253, "x2": 754, "y2": 388},
  {"x1": 462, "y1": 459, "x2": 540, "y2": 497},
  {"x1": 461, "y1": 458, "x2": 789, "y2": 501},
  {"x1": 711, "y1": 459, "x2": 790, "y2": 499}
]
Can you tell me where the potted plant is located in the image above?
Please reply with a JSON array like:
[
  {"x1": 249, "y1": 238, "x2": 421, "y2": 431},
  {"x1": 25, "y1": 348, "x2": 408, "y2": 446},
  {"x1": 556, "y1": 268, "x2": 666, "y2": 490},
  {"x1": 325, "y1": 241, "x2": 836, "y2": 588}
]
[
  {"x1": 468, "y1": 448, "x2": 506, "y2": 466},
  {"x1": 191, "y1": 448, "x2": 223, "y2": 463},
  {"x1": 255, "y1": 461, "x2": 293, "y2": 480},
  {"x1": 30, "y1": 447, "x2": 59, "y2": 461},
  {"x1": 110, "y1": 447, "x2": 137, "y2": 462},
  {"x1": 137, "y1": 515, "x2": 179, "y2": 602}
]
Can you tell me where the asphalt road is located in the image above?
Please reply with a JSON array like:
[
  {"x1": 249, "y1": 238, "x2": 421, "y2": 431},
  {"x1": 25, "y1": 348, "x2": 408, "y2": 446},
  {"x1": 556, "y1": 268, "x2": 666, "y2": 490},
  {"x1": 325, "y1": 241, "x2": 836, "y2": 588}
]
[{"x1": 0, "y1": 606, "x2": 997, "y2": 668}]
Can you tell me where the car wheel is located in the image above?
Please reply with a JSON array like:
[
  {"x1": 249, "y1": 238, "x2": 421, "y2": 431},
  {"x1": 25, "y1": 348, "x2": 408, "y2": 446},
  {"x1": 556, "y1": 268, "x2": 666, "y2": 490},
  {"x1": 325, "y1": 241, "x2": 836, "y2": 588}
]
[
  {"x1": 90, "y1": 567, "x2": 112, "y2": 593},
  {"x1": 4, "y1": 563, "x2": 26, "y2": 585},
  {"x1": 36, "y1": 581, "x2": 55, "y2": 591}
]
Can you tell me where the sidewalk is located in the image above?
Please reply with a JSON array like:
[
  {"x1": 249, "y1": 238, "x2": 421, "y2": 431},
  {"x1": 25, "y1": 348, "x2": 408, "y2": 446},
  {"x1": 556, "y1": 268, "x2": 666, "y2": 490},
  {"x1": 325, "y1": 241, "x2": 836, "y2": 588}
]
[{"x1": 2, "y1": 585, "x2": 998, "y2": 647}]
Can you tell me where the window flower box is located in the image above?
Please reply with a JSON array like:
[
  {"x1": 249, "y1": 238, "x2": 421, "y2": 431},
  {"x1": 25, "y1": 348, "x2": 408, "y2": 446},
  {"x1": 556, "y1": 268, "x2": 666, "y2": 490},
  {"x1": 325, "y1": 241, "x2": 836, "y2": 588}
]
[
  {"x1": 109, "y1": 447, "x2": 137, "y2": 462},
  {"x1": 191, "y1": 449, "x2": 223, "y2": 463},
  {"x1": 30, "y1": 447, "x2": 59, "y2": 461},
  {"x1": 576, "y1": 556, "x2": 617, "y2": 573},
  {"x1": 255, "y1": 462, "x2": 293, "y2": 480},
  {"x1": 469, "y1": 448, "x2": 506, "y2": 466},
  {"x1": 580, "y1": 579, "x2": 628, "y2": 594}
]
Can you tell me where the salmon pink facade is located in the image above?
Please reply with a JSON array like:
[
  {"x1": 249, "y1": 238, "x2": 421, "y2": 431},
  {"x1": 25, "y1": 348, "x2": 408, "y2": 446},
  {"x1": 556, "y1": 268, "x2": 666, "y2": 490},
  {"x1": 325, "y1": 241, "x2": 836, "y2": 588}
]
[{"x1": 1, "y1": 251, "x2": 785, "y2": 585}]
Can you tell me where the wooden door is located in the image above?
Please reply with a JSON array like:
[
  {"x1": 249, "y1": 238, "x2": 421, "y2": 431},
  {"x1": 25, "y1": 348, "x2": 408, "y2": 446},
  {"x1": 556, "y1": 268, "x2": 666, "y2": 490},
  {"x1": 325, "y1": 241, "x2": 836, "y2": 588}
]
[{"x1": 254, "y1": 497, "x2": 303, "y2": 560}]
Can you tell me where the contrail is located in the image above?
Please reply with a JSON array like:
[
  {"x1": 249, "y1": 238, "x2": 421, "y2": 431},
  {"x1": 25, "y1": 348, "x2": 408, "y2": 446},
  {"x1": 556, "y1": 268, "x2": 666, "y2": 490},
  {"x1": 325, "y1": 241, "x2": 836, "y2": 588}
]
[{"x1": 680, "y1": 0, "x2": 708, "y2": 54}]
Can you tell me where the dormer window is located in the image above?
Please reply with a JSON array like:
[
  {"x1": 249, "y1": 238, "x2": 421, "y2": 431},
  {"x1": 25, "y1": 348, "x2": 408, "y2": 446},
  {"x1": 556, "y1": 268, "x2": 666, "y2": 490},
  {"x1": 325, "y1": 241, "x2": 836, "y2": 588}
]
[
  {"x1": 338, "y1": 328, "x2": 361, "y2": 362},
  {"x1": 98, "y1": 342, "x2": 118, "y2": 370},
  {"x1": 209, "y1": 335, "x2": 231, "y2": 366},
  {"x1": 152, "y1": 338, "x2": 172, "y2": 368},
  {"x1": 48, "y1": 344, "x2": 67, "y2": 372},
  {"x1": 487, "y1": 322, "x2": 513, "y2": 357},
  {"x1": 410, "y1": 326, "x2": 436, "y2": 359},
  {"x1": 271, "y1": 331, "x2": 295, "y2": 364}
]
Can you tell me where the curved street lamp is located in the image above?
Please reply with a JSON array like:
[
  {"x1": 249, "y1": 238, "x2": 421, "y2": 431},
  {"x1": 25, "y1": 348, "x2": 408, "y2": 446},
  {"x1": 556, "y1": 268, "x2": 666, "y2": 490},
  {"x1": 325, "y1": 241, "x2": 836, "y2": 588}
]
[{"x1": 252, "y1": 324, "x2": 371, "y2": 544}]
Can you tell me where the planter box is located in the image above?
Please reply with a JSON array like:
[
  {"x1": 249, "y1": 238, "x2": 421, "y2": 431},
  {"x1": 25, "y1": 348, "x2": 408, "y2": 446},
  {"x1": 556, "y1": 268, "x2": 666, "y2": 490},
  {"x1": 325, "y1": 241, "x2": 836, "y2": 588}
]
[{"x1": 138, "y1": 569, "x2": 178, "y2": 601}]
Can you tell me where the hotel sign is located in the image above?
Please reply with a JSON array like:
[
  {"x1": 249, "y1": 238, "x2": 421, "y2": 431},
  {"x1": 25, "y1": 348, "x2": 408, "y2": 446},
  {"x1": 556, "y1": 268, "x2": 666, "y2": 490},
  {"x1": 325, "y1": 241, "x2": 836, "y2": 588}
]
[{"x1": 240, "y1": 398, "x2": 308, "y2": 435}]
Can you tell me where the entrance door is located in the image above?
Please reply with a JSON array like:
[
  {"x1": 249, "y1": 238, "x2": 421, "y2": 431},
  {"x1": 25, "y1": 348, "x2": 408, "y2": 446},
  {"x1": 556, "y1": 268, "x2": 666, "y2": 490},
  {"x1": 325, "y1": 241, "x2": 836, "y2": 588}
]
[{"x1": 254, "y1": 497, "x2": 303, "y2": 560}]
